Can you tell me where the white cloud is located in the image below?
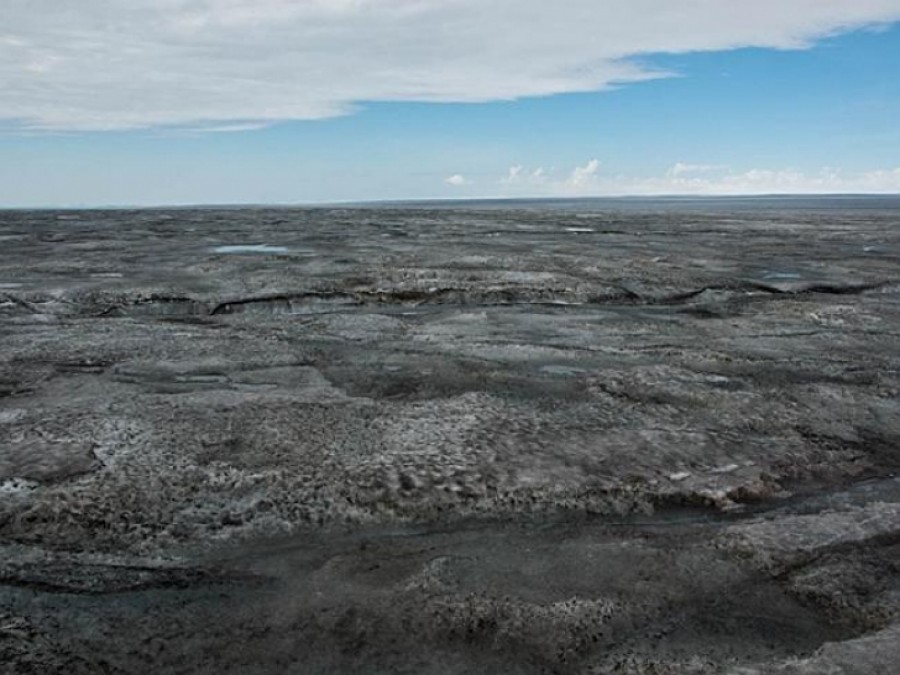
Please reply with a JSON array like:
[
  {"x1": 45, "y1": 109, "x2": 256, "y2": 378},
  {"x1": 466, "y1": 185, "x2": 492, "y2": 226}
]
[
  {"x1": 502, "y1": 165, "x2": 525, "y2": 184},
  {"x1": 3, "y1": 1, "x2": 900, "y2": 130},
  {"x1": 502, "y1": 165, "x2": 547, "y2": 186},
  {"x1": 445, "y1": 174, "x2": 468, "y2": 186},
  {"x1": 566, "y1": 159, "x2": 601, "y2": 190},
  {"x1": 667, "y1": 162, "x2": 725, "y2": 177},
  {"x1": 633, "y1": 166, "x2": 900, "y2": 194},
  {"x1": 496, "y1": 161, "x2": 900, "y2": 196}
]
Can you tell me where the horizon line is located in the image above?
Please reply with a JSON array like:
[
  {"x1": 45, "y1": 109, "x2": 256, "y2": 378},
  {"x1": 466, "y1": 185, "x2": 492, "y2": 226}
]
[{"x1": 3, "y1": 192, "x2": 900, "y2": 211}]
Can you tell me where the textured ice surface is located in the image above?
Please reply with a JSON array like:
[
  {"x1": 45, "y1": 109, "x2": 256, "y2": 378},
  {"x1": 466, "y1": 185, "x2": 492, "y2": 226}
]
[{"x1": 2, "y1": 198, "x2": 900, "y2": 674}]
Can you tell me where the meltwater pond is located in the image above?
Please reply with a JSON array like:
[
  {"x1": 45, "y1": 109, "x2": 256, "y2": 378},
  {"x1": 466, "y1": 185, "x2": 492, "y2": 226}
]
[{"x1": 213, "y1": 244, "x2": 289, "y2": 254}]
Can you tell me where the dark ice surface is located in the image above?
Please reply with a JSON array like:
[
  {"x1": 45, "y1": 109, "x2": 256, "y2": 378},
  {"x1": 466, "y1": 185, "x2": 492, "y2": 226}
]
[{"x1": 2, "y1": 197, "x2": 900, "y2": 673}]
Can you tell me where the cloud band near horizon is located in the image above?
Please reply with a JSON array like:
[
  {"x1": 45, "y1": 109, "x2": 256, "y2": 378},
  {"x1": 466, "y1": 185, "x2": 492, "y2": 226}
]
[{"x1": 441, "y1": 161, "x2": 900, "y2": 197}]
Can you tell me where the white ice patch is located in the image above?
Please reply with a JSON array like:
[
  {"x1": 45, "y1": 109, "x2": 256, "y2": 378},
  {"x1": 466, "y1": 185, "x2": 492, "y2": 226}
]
[
  {"x1": 0, "y1": 409, "x2": 27, "y2": 424},
  {"x1": 711, "y1": 463, "x2": 741, "y2": 474},
  {"x1": 0, "y1": 478, "x2": 39, "y2": 496},
  {"x1": 702, "y1": 375, "x2": 731, "y2": 384}
]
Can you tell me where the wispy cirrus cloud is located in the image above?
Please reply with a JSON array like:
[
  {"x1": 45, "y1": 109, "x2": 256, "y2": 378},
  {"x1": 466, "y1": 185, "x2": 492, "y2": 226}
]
[{"x1": 3, "y1": 1, "x2": 900, "y2": 131}]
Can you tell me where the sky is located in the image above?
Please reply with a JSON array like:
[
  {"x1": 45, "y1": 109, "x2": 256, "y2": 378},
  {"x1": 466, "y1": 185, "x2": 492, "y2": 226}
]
[{"x1": 2, "y1": 0, "x2": 900, "y2": 207}]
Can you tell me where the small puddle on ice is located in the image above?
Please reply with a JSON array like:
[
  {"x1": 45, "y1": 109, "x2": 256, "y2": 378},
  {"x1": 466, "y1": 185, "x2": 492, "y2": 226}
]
[
  {"x1": 762, "y1": 271, "x2": 802, "y2": 280},
  {"x1": 213, "y1": 244, "x2": 289, "y2": 255}
]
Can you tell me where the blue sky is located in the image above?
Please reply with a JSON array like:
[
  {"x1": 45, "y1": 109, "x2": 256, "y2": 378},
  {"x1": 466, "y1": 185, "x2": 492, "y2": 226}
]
[{"x1": 2, "y1": 1, "x2": 900, "y2": 206}]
